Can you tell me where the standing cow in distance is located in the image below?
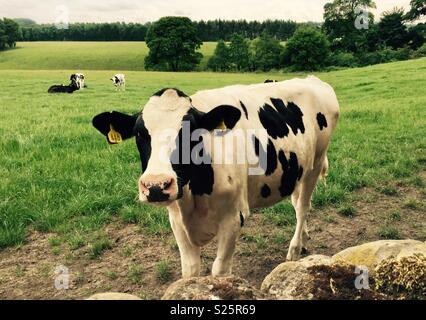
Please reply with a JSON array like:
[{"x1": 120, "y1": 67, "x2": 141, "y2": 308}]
[
  {"x1": 71, "y1": 73, "x2": 86, "y2": 89},
  {"x1": 92, "y1": 77, "x2": 340, "y2": 278},
  {"x1": 111, "y1": 74, "x2": 126, "y2": 91}
]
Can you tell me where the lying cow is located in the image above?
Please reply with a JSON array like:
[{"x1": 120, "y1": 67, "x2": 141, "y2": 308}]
[
  {"x1": 111, "y1": 74, "x2": 126, "y2": 91},
  {"x1": 48, "y1": 79, "x2": 80, "y2": 94},
  {"x1": 264, "y1": 79, "x2": 278, "y2": 83},
  {"x1": 92, "y1": 76, "x2": 340, "y2": 278},
  {"x1": 71, "y1": 73, "x2": 86, "y2": 89}
]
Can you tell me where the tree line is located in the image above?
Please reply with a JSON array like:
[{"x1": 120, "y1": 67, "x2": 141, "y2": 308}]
[
  {"x1": 16, "y1": 19, "x2": 300, "y2": 42},
  {"x1": 144, "y1": 0, "x2": 425, "y2": 72}
]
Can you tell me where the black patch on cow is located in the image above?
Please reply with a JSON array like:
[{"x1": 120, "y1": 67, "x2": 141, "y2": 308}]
[
  {"x1": 317, "y1": 112, "x2": 328, "y2": 130},
  {"x1": 261, "y1": 184, "x2": 271, "y2": 198},
  {"x1": 258, "y1": 99, "x2": 305, "y2": 139},
  {"x1": 92, "y1": 111, "x2": 138, "y2": 142},
  {"x1": 48, "y1": 83, "x2": 79, "y2": 94},
  {"x1": 252, "y1": 135, "x2": 278, "y2": 176},
  {"x1": 240, "y1": 212, "x2": 245, "y2": 227},
  {"x1": 199, "y1": 105, "x2": 241, "y2": 131},
  {"x1": 146, "y1": 186, "x2": 170, "y2": 203},
  {"x1": 171, "y1": 109, "x2": 215, "y2": 198},
  {"x1": 240, "y1": 101, "x2": 249, "y2": 120},
  {"x1": 278, "y1": 149, "x2": 301, "y2": 197},
  {"x1": 153, "y1": 88, "x2": 189, "y2": 98},
  {"x1": 134, "y1": 115, "x2": 152, "y2": 172}
]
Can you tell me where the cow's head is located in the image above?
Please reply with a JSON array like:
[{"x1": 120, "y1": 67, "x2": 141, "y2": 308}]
[
  {"x1": 111, "y1": 76, "x2": 119, "y2": 85},
  {"x1": 92, "y1": 88, "x2": 241, "y2": 205}
]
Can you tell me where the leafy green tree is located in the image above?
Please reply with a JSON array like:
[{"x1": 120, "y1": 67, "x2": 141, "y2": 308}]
[
  {"x1": 378, "y1": 8, "x2": 409, "y2": 49},
  {"x1": 228, "y1": 34, "x2": 251, "y2": 71},
  {"x1": 2, "y1": 18, "x2": 21, "y2": 47},
  {"x1": 0, "y1": 20, "x2": 7, "y2": 50},
  {"x1": 323, "y1": 0, "x2": 377, "y2": 53},
  {"x1": 405, "y1": 0, "x2": 426, "y2": 21},
  {"x1": 282, "y1": 27, "x2": 331, "y2": 71},
  {"x1": 144, "y1": 17, "x2": 202, "y2": 71},
  {"x1": 252, "y1": 32, "x2": 284, "y2": 71},
  {"x1": 208, "y1": 40, "x2": 231, "y2": 71}
]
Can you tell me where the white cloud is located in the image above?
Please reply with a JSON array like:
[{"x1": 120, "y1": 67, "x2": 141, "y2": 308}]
[{"x1": 0, "y1": 0, "x2": 414, "y2": 23}]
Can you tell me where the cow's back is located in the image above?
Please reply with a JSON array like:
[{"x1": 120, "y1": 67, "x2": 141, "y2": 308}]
[{"x1": 190, "y1": 77, "x2": 340, "y2": 209}]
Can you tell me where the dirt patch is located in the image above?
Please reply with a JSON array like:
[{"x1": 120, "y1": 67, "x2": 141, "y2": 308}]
[{"x1": 0, "y1": 182, "x2": 424, "y2": 300}]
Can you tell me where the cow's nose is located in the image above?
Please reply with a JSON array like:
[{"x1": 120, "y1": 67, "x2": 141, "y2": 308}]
[{"x1": 139, "y1": 175, "x2": 175, "y2": 202}]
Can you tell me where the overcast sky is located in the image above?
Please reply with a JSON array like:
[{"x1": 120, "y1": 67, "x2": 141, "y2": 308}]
[{"x1": 0, "y1": 0, "x2": 415, "y2": 24}]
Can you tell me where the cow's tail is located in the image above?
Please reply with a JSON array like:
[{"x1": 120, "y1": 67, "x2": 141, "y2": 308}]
[{"x1": 320, "y1": 155, "x2": 329, "y2": 185}]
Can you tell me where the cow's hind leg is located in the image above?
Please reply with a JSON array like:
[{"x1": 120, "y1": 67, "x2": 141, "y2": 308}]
[
  {"x1": 287, "y1": 164, "x2": 322, "y2": 261},
  {"x1": 169, "y1": 209, "x2": 201, "y2": 278},
  {"x1": 291, "y1": 186, "x2": 309, "y2": 254},
  {"x1": 212, "y1": 215, "x2": 240, "y2": 276}
]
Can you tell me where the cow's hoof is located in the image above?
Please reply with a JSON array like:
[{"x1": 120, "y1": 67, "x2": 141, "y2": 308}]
[{"x1": 286, "y1": 246, "x2": 301, "y2": 261}]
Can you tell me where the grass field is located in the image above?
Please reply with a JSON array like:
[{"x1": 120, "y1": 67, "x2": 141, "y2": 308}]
[
  {"x1": 0, "y1": 49, "x2": 425, "y2": 298},
  {"x1": 1, "y1": 57, "x2": 425, "y2": 249},
  {"x1": 0, "y1": 42, "x2": 217, "y2": 71}
]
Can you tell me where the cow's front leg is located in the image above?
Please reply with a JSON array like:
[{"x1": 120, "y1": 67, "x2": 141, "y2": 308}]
[
  {"x1": 212, "y1": 216, "x2": 240, "y2": 276},
  {"x1": 169, "y1": 209, "x2": 201, "y2": 278}
]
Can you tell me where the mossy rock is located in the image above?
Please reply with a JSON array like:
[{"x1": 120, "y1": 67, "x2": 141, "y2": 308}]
[
  {"x1": 332, "y1": 240, "x2": 426, "y2": 271},
  {"x1": 163, "y1": 276, "x2": 266, "y2": 300}
]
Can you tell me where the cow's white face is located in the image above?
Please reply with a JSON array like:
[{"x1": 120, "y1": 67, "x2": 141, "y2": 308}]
[
  {"x1": 136, "y1": 89, "x2": 193, "y2": 204},
  {"x1": 92, "y1": 88, "x2": 241, "y2": 205}
]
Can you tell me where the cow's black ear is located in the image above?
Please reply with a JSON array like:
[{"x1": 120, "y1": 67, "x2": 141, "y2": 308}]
[
  {"x1": 199, "y1": 105, "x2": 241, "y2": 131},
  {"x1": 92, "y1": 111, "x2": 138, "y2": 144}
]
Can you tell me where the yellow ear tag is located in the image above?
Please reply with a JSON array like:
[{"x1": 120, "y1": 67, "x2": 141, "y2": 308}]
[
  {"x1": 217, "y1": 120, "x2": 227, "y2": 131},
  {"x1": 107, "y1": 125, "x2": 122, "y2": 144}
]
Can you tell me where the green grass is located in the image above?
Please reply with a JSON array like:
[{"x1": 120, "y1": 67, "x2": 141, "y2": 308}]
[
  {"x1": 378, "y1": 225, "x2": 401, "y2": 239},
  {"x1": 337, "y1": 204, "x2": 357, "y2": 217},
  {"x1": 0, "y1": 42, "x2": 216, "y2": 71},
  {"x1": 155, "y1": 261, "x2": 172, "y2": 283},
  {"x1": 0, "y1": 55, "x2": 425, "y2": 248},
  {"x1": 127, "y1": 264, "x2": 144, "y2": 284}
]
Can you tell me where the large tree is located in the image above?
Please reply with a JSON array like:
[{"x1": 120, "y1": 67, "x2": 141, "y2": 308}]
[
  {"x1": 323, "y1": 0, "x2": 376, "y2": 52},
  {"x1": 378, "y1": 8, "x2": 409, "y2": 49},
  {"x1": 2, "y1": 18, "x2": 21, "y2": 47},
  {"x1": 144, "y1": 17, "x2": 202, "y2": 71},
  {"x1": 252, "y1": 32, "x2": 284, "y2": 71},
  {"x1": 228, "y1": 34, "x2": 251, "y2": 71},
  {"x1": 208, "y1": 40, "x2": 232, "y2": 71},
  {"x1": 282, "y1": 27, "x2": 331, "y2": 71},
  {"x1": 0, "y1": 18, "x2": 21, "y2": 50}
]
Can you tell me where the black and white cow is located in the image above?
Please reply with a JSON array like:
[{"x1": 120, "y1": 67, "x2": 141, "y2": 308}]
[
  {"x1": 71, "y1": 73, "x2": 86, "y2": 89},
  {"x1": 92, "y1": 76, "x2": 340, "y2": 278},
  {"x1": 48, "y1": 79, "x2": 80, "y2": 94},
  {"x1": 111, "y1": 74, "x2": 126, "y2": 91}
]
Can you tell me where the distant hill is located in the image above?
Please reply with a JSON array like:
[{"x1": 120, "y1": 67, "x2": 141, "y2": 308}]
[{"x1": 13, "y1": 18, "x2": 37, "y2": 26}]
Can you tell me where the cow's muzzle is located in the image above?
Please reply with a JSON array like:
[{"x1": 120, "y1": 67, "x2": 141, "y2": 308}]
[{"x1": 138, "y1": 175, "x2": 177, "y2": 203}]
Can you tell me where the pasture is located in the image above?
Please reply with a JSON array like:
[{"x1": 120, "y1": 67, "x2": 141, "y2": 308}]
[
  {"x1": 0, "y1": 49, "x2": 425, "y2": 298},
  {"x1": 0, "y1": 42, "x2": 217, "y2": 71}
]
